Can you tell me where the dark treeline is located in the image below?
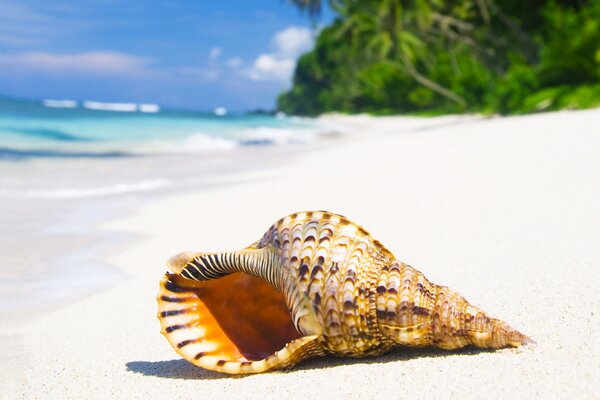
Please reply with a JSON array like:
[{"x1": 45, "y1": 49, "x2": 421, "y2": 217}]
[{"x1": 279, "y1": 0, "x2": 600, "y2": 115}]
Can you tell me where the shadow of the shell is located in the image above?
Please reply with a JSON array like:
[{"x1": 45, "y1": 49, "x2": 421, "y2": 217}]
[
  {"x1": 126, "y1": 359, "x2": 227, "y2": 380},
  {"x1": 294, "y1": 346, "x2": 491, "y2": 372},
  {"x1": 126, "y1": 346, "x2": 491, "y2": 380}
]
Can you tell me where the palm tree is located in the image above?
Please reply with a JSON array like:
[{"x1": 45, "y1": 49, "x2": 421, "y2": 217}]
[
  {"x1": 287, "y1": 0, "x2": 469, "y2": 104},
  {"x1": 286, "y1": 0, "x2": 535, "y2": 107},
  {"x1": 287, "y1": 0, "x2": 323, "y2": 18}
]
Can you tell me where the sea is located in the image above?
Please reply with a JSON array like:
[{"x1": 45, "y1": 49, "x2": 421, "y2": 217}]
[
  {"x1": 0, "y1": 97, "x2": 343, "y2": 322},
  {"x1": 0, "y1": 97, "x2": 332, "y2": 159}
]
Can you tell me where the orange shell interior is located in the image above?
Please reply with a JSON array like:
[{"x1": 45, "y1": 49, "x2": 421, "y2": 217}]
[{"x1": 163, "y1": 272, "x2": 301, "y2": 361}]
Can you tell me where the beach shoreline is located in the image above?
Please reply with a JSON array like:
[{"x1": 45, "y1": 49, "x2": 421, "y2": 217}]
[
  {"x1": 3, "y1": 108, "x2": 599, "y2": 399},
  {"x1": 0, "y1": 137, "x2": 337, "y2": 322},
  {"x1": 0, "y1": 111, "x2": 477, "y2": 327}
]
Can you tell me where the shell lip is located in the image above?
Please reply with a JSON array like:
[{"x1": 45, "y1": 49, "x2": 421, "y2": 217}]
[
  {"x1": 157, "y1": 271, "x2": 319, "y2": 373},
  {"x1": 166, "y1": 252, "x2": 200, "y2": 274}
]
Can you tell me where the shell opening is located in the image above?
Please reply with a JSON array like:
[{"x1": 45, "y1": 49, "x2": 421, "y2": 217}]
[{"x1": 157, "y1": 272, "x2": 303, "y2": 372}]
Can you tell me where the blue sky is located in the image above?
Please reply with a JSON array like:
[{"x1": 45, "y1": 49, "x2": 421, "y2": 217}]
[{"x1": 0, "y1": 1, "x2": 334, "y2": 111}]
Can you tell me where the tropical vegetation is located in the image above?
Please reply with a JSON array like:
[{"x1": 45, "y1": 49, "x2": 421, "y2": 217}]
[{"x1": 279, "y1": 0, "x2": 600, "y2": 115}]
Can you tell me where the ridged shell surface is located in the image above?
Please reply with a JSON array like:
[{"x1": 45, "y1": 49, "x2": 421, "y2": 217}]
[
  {"x1": 157, "y1": 211, "x2": 532, "y2": 374},
  {"x1": 256, "y1": 211, "x2": 395, "y2": 356}
]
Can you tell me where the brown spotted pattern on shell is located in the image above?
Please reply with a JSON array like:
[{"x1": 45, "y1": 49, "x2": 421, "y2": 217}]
[{"x1": 157, "y1": 211, "x2": 532, "y2": 374}]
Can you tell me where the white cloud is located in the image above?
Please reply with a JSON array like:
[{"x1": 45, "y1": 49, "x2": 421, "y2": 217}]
[
  {"x1": 247, "y1": 26, "x2": 314, "y2": 83},
  {"x1": 209, "y1": 47, "x2": 222, "y2": 61},
  {"x1": 271, "y1": 26, "x2": 313, "y2": 57},
  {"x1": 0, "y1": 50, "x2": 231, "y2": 83},
  {"x1": 248, "y1": 54, "x2": 295, "y2": 81},
  {"x1": 226, "y1": 57, "x2": 243, "y2": 68},
  {"x1": 0, "y1": 51, "x2": 152, "y2": 75}
]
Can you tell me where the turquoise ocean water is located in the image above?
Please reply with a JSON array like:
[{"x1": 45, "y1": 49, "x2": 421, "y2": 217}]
[
  {"x1": 0, "y1": 97, "x2": 325, "y2": 159},
  {"x1": 0, "y1": 97, "x2": 338, "y2": 319}
]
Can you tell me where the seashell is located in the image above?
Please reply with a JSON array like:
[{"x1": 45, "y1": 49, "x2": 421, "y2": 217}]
[{"x1": 157, "y1": 211, "x2": 532, "y2": 374}]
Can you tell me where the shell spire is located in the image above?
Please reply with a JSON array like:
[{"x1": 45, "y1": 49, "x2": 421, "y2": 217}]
[
  {"x1": 375, "y1": 260, "x2": 532, "y2": 350},
  {"x1": 157, "y1": 211, "x2": 533, "y2": 374}
]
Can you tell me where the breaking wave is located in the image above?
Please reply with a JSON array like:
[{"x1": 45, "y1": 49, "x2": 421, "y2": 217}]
[{"x1": 169, "y1": 126, "x2": 331, "y2": 153}]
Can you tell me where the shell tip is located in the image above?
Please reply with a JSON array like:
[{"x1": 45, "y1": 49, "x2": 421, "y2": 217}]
[{"x1": 521, "y1": 335, "x2": 536, "y2": 347}]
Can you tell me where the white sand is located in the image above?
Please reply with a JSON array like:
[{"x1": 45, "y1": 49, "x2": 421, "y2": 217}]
[{"x1": 6, "y1": 109, "x2": 600, "y2": 399}]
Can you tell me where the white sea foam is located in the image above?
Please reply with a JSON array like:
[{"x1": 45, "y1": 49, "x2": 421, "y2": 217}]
[
  {"x1": 139, "y1": 103, "x2": 160, "y2": 113},
  {"x1": 80, "y1": 101, "x2": 160, "y2": 113},
  {"x1": 83, "y1": 101, "x2": 138, "y2": 112},
  {"x1": 178, "y1": 133, "x2": 239, "y2": 152},
  {"x1": 42, "y1": 99, "x2": 78, "y2": 108},
  {"x1": 21, "y1": 179, "x2": 170, "y2": 199},
  {"x1": 171, "y1": 126, "x2": 325, "y2": 153},
  {"x1": 235, "y1": 127, "x2": 319, "y2": 146},
  {"x1": 213, "y1": 107, "x2": 227, "y2": 116}
]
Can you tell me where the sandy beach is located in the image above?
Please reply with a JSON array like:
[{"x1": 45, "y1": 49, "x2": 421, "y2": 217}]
[{"x1": 4, "y1": 109, "x2": 599, "y2": 399}]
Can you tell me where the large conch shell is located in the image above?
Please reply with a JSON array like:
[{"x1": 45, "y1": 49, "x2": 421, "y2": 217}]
[{"x1": 157, "y1": 211, "x2": 532, "y2": 374}]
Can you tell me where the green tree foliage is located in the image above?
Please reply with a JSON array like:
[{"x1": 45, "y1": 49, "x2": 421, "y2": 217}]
[{"x1": 280, "y1": 0, "x2": 600, "y2": 115}]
